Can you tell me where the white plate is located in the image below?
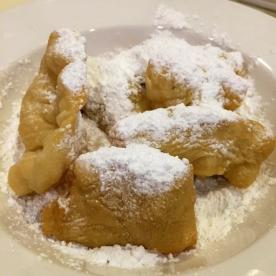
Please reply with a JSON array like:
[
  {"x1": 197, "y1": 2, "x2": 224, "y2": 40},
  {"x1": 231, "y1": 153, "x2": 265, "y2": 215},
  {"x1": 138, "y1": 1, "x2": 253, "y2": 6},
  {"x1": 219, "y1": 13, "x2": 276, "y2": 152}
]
[{"x1": 0, "y1": 0, "x2": 276, "y2": 275}]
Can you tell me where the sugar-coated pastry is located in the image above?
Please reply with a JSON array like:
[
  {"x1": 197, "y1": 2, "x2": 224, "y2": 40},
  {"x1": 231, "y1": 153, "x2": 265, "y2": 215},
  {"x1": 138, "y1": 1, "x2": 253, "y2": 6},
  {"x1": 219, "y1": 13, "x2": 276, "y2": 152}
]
[
  {"x1": 41, "y1": 144, "x2": 196, "y2": 254},
  {"x1": 146, "y1": 61, "x2": 194, "y2": 108},
  {"x1": 85, "y1": 31, "x2": 250, "y2": 133},
  {"x1": 8, "y1": 27, "x2": 276, "y2": 257},
  {"x1": 145, "y1": 47, "x2": 249, "y2": 111},
  {"x1": 8, "y1": 29, "x2": 87, "y2": 196},
  {"x1": 110, "y1": 104, "x2": 275, "y2": 188},
  {"x1": 84, "y1": 57, "x2": 149, "y2": 130}
]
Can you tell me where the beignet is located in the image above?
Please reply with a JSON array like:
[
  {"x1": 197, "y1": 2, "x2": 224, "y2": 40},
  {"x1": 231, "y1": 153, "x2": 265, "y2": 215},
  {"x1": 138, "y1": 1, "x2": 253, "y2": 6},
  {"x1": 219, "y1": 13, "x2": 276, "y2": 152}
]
[
  {"x1": 8, "y1": 29, "x2": 87, "y2": 196},
  {"x1": 110, "y1": 104, "x2": 275, "y2": 188},
  {"x1": 42, "y1": 144, "x2": 196, "y2": 254}
]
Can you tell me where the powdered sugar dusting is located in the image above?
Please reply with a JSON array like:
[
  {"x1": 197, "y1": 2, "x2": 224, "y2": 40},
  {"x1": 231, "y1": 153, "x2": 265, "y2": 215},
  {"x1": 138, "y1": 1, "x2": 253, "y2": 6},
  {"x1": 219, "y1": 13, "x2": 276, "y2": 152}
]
[
  {"x1": 86, "y1": 31, "x2": 250, "y2": 128},
  {"x1": 54, "y1": 29, "x2": 86, "y2": 62},
  {"x1": 0, "y1": 103, "x2": 20, "y2": 193},
  {"x1": 0, "y1": 82, "x2": 13, "y2": 109},
  {"x1": 86, "y1": 54, "x2": 141, "y2": 127},
  {"x1": 195, "y1": 165, "x2": 275, "y2": 248},
  {"x1": 210, "y1": 29, "x2": 237, "y2": 50},
  {"x1": 77, "y1": 144, "x2": 189, "y2": 196},
  {"x1": 154, "y1": 4, "x2": 190, "y2": 29},
  {"x1": 60, "y1": 60, "x2": 87, "y2": 93},
  {"x1": 51, "y1": 29, "x2": 87, "y2": 94},
  {"x1": 16, "y1": 190, "x2": 58, "y2": 224},
  {"x1": 41, "y1": 90, "x2": 57, "y2": 104},
  {"x1": 111, "y1": 104, "x2": 239, "y2": 144},
  {"x1": 51, "y1": 242, "x2": 170, "y2": 269},
  {"x1": 153, "y1": 5, "x2": 236, "y2": 50},
  {"x1": 146, "y1": 32, "x2": 249, "y2": 105},
  {"x1": 57, "y1": 196, "x2": 70, "y2": 214}
]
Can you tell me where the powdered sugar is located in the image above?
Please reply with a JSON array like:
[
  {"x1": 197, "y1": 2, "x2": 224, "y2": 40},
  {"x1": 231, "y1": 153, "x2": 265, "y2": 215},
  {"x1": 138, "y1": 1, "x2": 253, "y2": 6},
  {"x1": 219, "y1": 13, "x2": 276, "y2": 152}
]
[
  {"x1": 60, "y1": 60, "x2": 87, "y2": 93},
  {"x1": 146, "y1": 32, "x2": 249, "y2": 105},
  {"x1": 51, "y1": 242, "x2": 170, "y2": 269},
  {"x1": 0, "y1": 103, "x2": 20, "y2": 193},
  {"x1": 110, "y1": 104, "x2": 239, "y2": 145},
  {"x1": 57, "y1": 196, "x2": 70, "y2": 214},
  {"x1": 86, "y1": 31, "x2": 250, "y2": 128},
  {"x1": 49, "y1": 29, "x2": 88, "y2": 94},
  {"x1": 210, "y1": 29, "x2": 237, "y2": 50},
  {"x1": 153, "y1": 5, "x2": 237, "y2": 50},
  {"x1": 77, "y1": 144, "x2": 189, "y2": 196},
  {"x1": 86, "y1": 54, "x2": 142, "y2": 127},
  {"x1": 195, "y1": 165, "x2": 274, "y2": 248},
  {"x1": 154, "y1": 4, "x2": 190, "y2": 29},
  {"x1": 16, "y1": 190, "x2": 58, "y2": 224},
  {"x1": 54, "y1": 29, "x2": 86, "y2": 62},
  {"x1": 41, "y1": 90, "x2": 57, "y2": 104},
  {"x1": 0, "y1": 82, "x2": 13, "y2": 109}
]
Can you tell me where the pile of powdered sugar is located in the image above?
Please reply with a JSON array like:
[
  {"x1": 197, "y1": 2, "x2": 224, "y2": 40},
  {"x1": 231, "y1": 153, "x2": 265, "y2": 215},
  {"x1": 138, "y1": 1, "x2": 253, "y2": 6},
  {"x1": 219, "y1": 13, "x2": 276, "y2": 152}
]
[
  {"x1": 194, "y1": 168, "x2": 275, "y2": 249},
  {"x1": 77, "y1": 144, "x2": 190, "y2": 196},
  {"x1": 153, "y1": 4, "x2": 238, "y2": 50},
  {"x1": 50, "y1": 242, "x2": 172, "y2": 269},
  {"x1": 154, "y1": 4, "x2": 190, "y2": 29}
]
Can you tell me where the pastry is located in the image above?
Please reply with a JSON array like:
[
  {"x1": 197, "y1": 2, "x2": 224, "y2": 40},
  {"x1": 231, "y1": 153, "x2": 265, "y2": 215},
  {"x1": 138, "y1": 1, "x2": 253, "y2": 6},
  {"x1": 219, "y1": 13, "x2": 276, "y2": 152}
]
[
  {"x1": 8, "y1": 29, "x2": 87, "y2": 196},
  {"x1": 84, "y1": 31, "x2": 250, "y2": 133},
  {"x1": 8, "y1": 27, "x2": 276, "y2": 256},
  {"x1": 145, "y1": 60, "x2": 194, "y2": 108},
  {"x1": 145, "y1": 49, "x2": 249, "y2": 111},
  {"x1": 84, "y1": 57, "x2": 150, "y2": 130},
  {"x1": 110, "y1": 104, "x2": 275, "y2": 188},
  {"x1": 41, "y1": 144, "x2": 196, "y2": 254}
]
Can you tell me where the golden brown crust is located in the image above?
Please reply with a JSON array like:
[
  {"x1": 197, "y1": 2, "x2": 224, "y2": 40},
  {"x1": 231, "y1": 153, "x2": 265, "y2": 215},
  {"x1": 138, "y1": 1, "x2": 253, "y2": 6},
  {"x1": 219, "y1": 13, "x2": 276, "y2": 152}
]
[
  {"x1": 145, "y1": 60, "x2": 247, "y2": 110},
  {"x1": 8, "y1": 31, "x2": 87, "y2": 196},
  {"x1": 110, "y1": 107, "x2": 275, "y2": 188},
  {"x1": 42, "y1": 149, "x2": 197, "y2": 254},
  {"x1": 146, "y1": 61, "x2": 194, "y2": 109}
]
